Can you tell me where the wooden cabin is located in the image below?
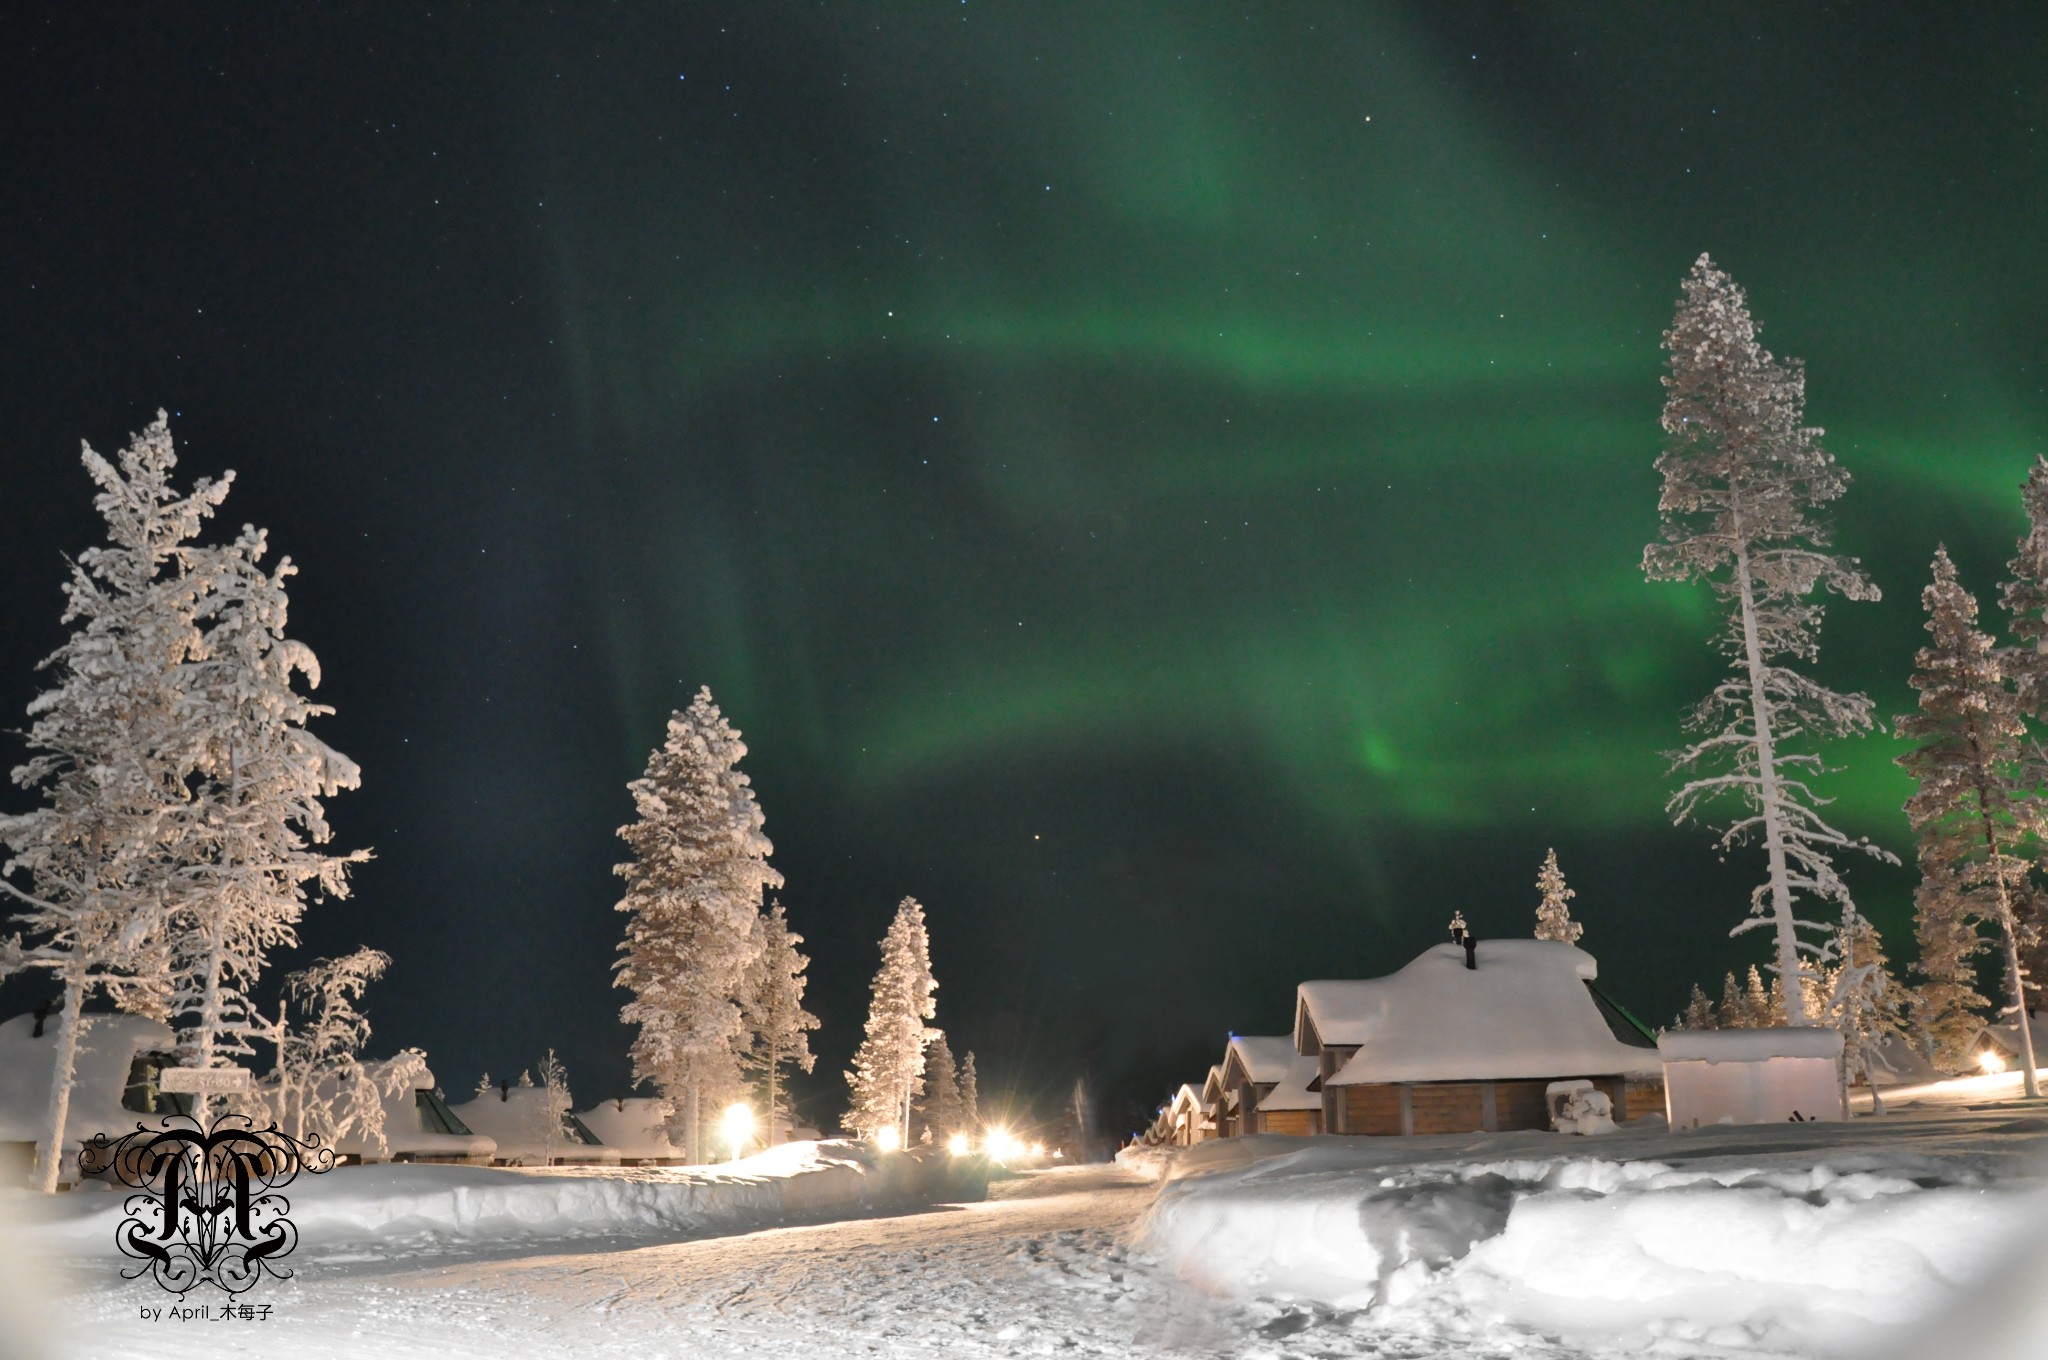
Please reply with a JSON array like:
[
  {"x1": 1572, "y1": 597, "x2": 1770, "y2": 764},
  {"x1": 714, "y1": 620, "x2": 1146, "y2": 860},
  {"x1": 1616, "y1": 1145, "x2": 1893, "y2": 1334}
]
[
  {"x1": 1165, "y1": 1083, "x2": 1209, "y2": 1146},
  {"x1": 1200, "y1": 1063, "x2": 1229, "y2": 1138},
  {"x1": 1254, "y1": 1055, "x2": 1324, "y2": 1136},
  {"x1": 1220, "y1": 1035, "x2": 1302, "y2": 1137},
  {"x1": 1295, "y1": 939, "x2": 1664, "y2": 1136}
]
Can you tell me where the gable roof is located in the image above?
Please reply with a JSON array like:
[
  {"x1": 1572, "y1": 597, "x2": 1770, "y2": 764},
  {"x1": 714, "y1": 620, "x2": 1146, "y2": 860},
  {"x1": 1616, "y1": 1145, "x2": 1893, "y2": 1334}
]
[
  {"x1": 1223, "y1": 1035, "x2": 1298, "y2": 1087},
  {"x1": 1311, "y1": 939, "x2": 1662, "y2": 1085},
  {"x1": 1254, "y1": 1054, "x2": 1324, "y2": 1113}
]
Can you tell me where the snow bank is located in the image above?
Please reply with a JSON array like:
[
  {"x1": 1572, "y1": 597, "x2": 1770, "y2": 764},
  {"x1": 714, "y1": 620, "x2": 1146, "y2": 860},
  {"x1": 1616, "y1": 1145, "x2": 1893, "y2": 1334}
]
[
  {"x1": 1137, "y1": 1133, "x2": 2038, "y2": 1354},
  {"x1": 20, "y1": 1140, "x2": 984, "y2": 1257},
  {"x1": 1112, "y1": 1142, "x2": 1179, "y2": 1181}
]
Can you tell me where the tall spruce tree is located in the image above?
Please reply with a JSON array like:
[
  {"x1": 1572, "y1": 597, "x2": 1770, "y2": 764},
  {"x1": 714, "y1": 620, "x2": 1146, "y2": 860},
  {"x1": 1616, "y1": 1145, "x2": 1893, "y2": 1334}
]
[
  {"x1": 1645, "y1": 255, "x2": 1893, "y2": 1022},
  {"x1": 845, "y1": 897, "x2": 937, "y2": 1145},
  {"x1": 740, "y1": 900, "x2": 819, "y2": 1143},
  {"x1": 171, "y1": 521, "x2": 365, "y2": 1121},
  {"x1": 0, "y1": 415, "x2": 226, "y2": 1190},
  {"x1": 613, "y1": 689, "x2": 782, "y2": 1162},
  {"x1": 1532, "y1": 848, "x2": 1583, "y2": 944},
  {"x1": 1897, "y1": 548, "x2": 2041, "y2": 1093}
]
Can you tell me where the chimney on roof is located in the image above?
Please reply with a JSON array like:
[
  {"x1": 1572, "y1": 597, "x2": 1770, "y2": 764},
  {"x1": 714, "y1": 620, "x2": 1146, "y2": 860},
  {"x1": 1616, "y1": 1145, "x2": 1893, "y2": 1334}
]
[
  {"x1": 1463, "y1": 935, "x2": 1478, "y2": 970},
  {"x1": 1448, "y1": 910, "x2": 1469, "y2": 945},
  {"x1": 31, "y1": 998, "x2": 53, "y2": 1038}
]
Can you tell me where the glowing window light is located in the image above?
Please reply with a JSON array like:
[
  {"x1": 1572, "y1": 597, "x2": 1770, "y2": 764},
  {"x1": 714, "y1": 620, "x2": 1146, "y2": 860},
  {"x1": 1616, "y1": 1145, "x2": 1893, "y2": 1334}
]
[
  {"x1": 946, "y1": 1132, "x2": 972, "y2": 1156},
  {"x1": 1980, "y1": 1050, "x2": 2008, "y2": 1075},
  {"x1": 874, "y1": 1125, "x2": 903, "y2": 1152}
]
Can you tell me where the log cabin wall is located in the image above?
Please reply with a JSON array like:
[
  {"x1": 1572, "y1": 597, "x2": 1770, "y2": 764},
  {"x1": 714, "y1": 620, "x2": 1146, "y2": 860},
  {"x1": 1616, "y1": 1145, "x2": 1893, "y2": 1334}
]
[
  {"x1": 1261, "y1": 1109, "x2": 1320, "y2": 1137},
  {"x1": 1336, "y1": 1075, "x2": 1656, "y2": 1135}
]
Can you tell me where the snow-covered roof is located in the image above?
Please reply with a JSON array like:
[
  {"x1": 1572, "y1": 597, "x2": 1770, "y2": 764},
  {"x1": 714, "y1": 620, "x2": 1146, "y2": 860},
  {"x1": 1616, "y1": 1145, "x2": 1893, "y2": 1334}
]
[
  {"x1": 1318, "y1": 940, "x2": 1662, "y2": 1085},
  {"x1": 1254, "y1": 1055, "x2": 1323, "y2": 1113},
  {"x1": 575, "y1": 1097, "x2": 681, "y2": 1159},
  {"x1": 0, "y1": 1010, "x2": 174, "y2": 1146},
  {"x1": 330, "y1": 1058, "x2": 497, "y2": 1162},
  {"x1": 1658, "y1": 1028, "x2": 1843, "y2": 1062},
  {"x1": 448, "y1": 1087, "x2": 622, "y2": 1164},
  {"x1": 1168, "y1": 1084, "x2": 1203, "y2": 1118},
  {"x1": 1224, "y1": 1036, "x2": 1298, "y2": 1087}
]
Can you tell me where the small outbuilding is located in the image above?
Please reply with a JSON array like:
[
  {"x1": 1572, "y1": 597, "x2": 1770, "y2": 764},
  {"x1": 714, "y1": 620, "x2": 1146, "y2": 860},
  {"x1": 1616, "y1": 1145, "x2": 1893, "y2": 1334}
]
[
  {"x1": 1296, "y1": 939, "x2": 1663, "y2": 1136},
  {"x1": 1658, "y1": 1027, "x2": 1845, "y2": 1127}
]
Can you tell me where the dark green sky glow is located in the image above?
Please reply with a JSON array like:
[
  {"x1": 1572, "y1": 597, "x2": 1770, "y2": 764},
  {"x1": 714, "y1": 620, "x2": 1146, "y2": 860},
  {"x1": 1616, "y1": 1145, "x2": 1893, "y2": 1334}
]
[{"x1": 5, "y1": 4, "x2": 2047, "y2": 1128}]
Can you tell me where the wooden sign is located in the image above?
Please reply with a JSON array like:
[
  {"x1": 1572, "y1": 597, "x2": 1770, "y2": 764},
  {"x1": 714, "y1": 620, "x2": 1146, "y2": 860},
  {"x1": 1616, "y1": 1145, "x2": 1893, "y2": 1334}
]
[{"x1": 158, "y1": 1066, "x2": 252, "y2": 1094}]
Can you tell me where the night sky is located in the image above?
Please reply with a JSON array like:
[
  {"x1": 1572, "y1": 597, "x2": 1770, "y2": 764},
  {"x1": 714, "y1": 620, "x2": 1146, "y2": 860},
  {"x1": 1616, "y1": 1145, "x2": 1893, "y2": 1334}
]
[{"x1": 5, "y1": 5, "x2": 2047, "y2": 1136}]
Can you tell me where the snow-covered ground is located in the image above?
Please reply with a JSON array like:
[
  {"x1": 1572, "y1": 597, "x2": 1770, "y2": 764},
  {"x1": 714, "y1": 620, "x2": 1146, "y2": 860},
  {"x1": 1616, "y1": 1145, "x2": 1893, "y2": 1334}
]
[
  {"x1": 1137, "y1": 1107, "x2": 2048, "y2": 1357},
  {"x1": 11, "y1": 1109, "x2": 2048, "y2": 1359}
]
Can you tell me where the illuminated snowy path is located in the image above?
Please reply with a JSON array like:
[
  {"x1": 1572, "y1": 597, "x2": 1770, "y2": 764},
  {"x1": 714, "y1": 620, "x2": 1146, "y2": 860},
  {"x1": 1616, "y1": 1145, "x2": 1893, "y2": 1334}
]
[{"x1": 44, "y1": 1165, "x2": 1341, "y2": 1360}]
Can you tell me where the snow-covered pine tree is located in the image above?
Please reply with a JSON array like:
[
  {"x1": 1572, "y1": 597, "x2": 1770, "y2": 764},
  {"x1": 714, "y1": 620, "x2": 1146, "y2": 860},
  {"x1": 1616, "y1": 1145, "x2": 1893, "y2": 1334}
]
[
  {"x1": 1681, "y1": 984, "x2": 1719, "y2": 1030},
  {"x1": 959, "y1": 1050, "x2": 980, "y2": 1132},
  {"x1": 169, "y1": 520, "x2": 365, "y2": 1122},
  {"x1": 1644, "y1": 255, "x2": 1893, "y2": 1023},
  {"x1": 1997, "y1": 456, "x2": 2048, "y2": 722},
  {"x1": 918, "y1": 1030, "x2": 963, "y2": 1141},
  {"x1": 1912, "y1": 863, "x2": 1991, "y2": 1071},
  {"x1": 1745, "y1": 965, "x2": 1774, "y2": 1027},
  {"x1": 1718, "y1": 970, "x2": 1751, "y2": 1027},
  {"x1": 1824, "y1": 906, "x2": 1907, "y2": 1114},
  {"x1": 740, "y1": 899, "x2": 819, "y2": 1144},
  {"x1": 613, "y1": 688, "x2": 782, "y2": 1163},
  {"x1": 536, "y1": 1049, "x2": 571, "y2": 1165},
  {"x1": 845, "y1": 897, "x2": 937, "y2": 1145},
  {"x1": 1897, "y1": 548, "x2": 2042, "y2": 1094},
  {"x1": 1997, "y1": 458, "x2": 2048, "y2": 1017},
  {"x1": 1532, "y1": 848, "x2": 1583, "y2": 944},
  {"x1": 0, "y1": 415, "x2": 229, "y2": 1191}
]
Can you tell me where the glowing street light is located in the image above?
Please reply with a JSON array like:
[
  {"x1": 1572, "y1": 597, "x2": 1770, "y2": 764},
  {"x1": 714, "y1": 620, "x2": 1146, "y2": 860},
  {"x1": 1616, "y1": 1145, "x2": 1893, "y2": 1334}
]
[
  {"x1": 874, "y1": 1125, "x2": 903, "y2": 1152},
  {"x1": 984, "y1": 1127, "x2": 1021, "y2": 1162},
  {"x1": 722, "y1": 1102, "x2": 754, "y2": 1162},
  {"x1": 946, "y1": 1132, "x2": 972, "y2": 1156}
]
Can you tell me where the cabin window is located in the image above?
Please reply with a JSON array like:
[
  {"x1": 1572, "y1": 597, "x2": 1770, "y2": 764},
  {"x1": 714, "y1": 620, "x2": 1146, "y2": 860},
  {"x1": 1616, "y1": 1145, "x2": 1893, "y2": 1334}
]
[{"x1": 416, "y1": 1088, "x2": 474, "y2": 1136}]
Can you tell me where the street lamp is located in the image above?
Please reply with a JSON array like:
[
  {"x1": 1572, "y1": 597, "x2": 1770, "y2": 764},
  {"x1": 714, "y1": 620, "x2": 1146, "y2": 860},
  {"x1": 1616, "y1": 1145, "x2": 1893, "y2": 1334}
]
[
  {"x1": 722, "y1": 1102, "x2": 754, "y2": 1162},
  {"x1": 946, "y1": 1132, "x2": 971, "y2": 1156},
  {"x1": 874, "y1": 1125, "x2": 902, "y2": 1152}
]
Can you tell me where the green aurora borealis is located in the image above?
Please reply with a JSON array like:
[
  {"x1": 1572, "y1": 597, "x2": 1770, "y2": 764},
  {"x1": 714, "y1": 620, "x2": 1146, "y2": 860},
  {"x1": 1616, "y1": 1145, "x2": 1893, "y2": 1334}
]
[{"x1": 6, "y1": 4, "x2": 2048, "y2": 1124}]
